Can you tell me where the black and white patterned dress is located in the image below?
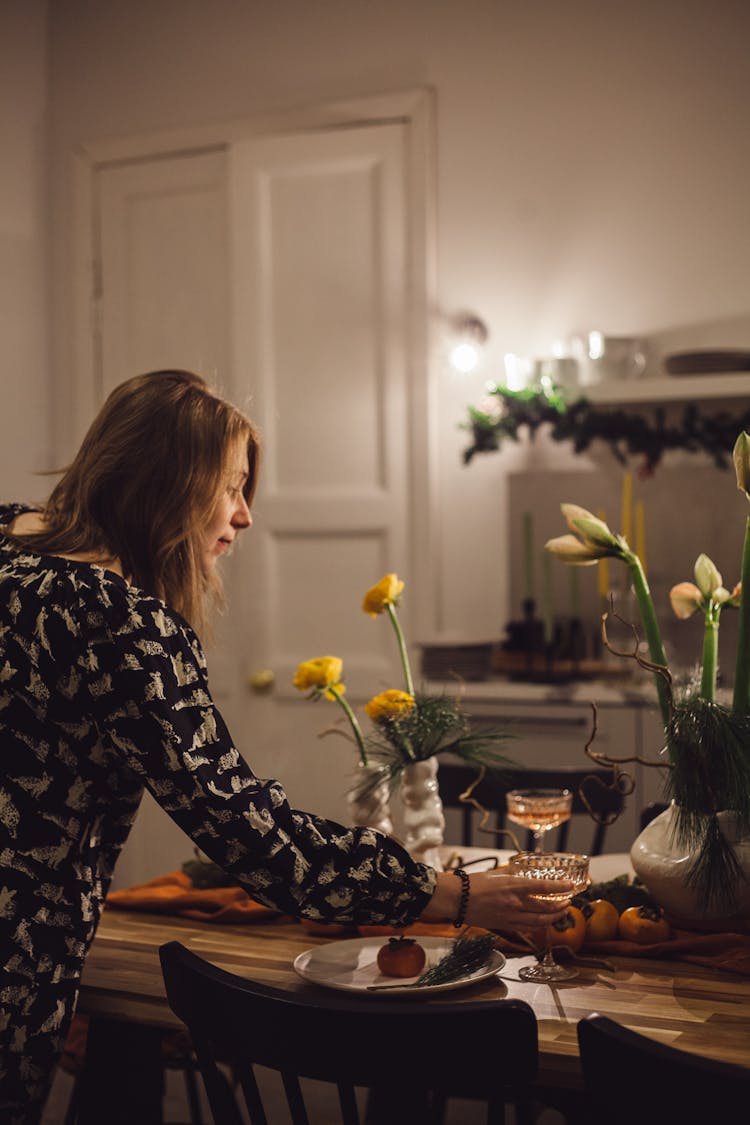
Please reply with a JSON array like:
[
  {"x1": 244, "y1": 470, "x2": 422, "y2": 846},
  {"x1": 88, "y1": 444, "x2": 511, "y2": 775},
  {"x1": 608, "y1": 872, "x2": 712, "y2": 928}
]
[{"x1": 0, "y1": 502, "x2": 435, "y2": 1122}]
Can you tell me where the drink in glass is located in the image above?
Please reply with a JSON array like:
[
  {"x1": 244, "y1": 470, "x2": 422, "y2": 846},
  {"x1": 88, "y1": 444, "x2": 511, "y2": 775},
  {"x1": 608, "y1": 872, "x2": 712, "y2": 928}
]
[
  {"x1": 508, "y1": 851, "x2": 590, "y2": 981},
  {"x1": 506, "y1": 788, "x2": 573, "y2": 852}
]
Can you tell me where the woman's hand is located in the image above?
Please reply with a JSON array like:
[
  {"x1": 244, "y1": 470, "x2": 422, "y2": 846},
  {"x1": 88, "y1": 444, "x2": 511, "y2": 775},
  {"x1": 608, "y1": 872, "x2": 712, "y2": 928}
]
[{"x1": 421, "y1": 870, "x2": 573, "y2": 931}]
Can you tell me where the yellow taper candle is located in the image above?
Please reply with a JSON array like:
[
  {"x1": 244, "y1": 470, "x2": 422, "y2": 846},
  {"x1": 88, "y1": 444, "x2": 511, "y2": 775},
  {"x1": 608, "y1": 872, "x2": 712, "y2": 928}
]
[
  {"x1": 522, "y1": 511, "x2": 534, "y2": 601},
  {"x1": 597, "y1": 508, "x2": 609, "y2": 598},
  {"x1": 542, "y1": 550, "x2": 554, "y2": 645},
  {"x1": 635, "y1": 498, "x2": 646, "y2": 572}
]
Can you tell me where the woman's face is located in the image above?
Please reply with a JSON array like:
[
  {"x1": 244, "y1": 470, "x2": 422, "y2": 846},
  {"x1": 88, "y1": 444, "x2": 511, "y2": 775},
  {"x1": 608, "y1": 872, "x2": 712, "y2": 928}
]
[{"x1": 202, "y1": 439, "x2": 252, "y2": 571}]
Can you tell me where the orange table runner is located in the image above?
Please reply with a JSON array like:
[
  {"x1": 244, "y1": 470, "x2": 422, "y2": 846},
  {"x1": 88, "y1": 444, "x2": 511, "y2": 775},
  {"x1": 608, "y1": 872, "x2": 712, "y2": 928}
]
[
  {"x1": 106, "y1": 869, "x2": 290, "y2": 924},
  {"x1": 105, "y1": 869, "x2": 750, "y2": 975}
]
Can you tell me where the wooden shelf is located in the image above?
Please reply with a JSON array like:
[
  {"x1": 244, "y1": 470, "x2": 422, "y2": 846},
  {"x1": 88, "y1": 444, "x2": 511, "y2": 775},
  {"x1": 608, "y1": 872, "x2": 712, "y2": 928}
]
[{"x1": 583, "y1": 372, "x2": 750, "y2": 406}]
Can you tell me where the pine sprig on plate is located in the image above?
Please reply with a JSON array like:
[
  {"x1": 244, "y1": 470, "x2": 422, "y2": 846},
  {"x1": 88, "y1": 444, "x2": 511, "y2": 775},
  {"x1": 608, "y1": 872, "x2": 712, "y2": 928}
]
[
  {"x1": 413, "y1": 931, "x2": 496, "y2": 987},
  {"x1": 367, "y1": 931, "x2": 497, "y2": 991}
]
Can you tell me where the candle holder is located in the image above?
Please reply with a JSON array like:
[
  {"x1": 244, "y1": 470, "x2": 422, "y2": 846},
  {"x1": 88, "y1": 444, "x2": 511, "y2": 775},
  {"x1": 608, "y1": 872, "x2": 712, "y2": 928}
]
[
  {"x1": 496, "y1": 598, "x2": 546, "y2": 680},
  {"x1": 561, "y1": 615, "x2": 586, "y2": 674},
  {"x1": 521, "y1": 597, "x2": 546, "y2": 674}
]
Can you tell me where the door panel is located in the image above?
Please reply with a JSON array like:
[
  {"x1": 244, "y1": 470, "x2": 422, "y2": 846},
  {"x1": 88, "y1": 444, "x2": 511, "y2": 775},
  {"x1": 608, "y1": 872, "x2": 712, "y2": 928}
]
[
  {"x1": 97, "y1": 149, "x2": 229, "y2": 394},
  {"x1": 228, "y1": 125, "x2": 409, "y2": 715}
]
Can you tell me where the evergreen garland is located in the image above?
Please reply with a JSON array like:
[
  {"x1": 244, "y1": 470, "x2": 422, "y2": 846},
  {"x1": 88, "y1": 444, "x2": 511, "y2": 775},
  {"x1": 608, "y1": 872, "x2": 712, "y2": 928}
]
[{"x1": 462, "y1": 384, "x2": 750, "y2": 474}]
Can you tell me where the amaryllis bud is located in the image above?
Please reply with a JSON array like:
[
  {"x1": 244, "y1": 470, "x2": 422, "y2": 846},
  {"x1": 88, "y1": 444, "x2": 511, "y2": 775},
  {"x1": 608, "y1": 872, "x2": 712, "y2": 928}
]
[
  {"x1": 544, "y1": 534, "x2": 608, "y2": 564},
  {"x1": 733, "y1": 432, "x2": 750, "y2": 501},
  {"x1": 694, "y1": 554, "x2": 723, "y2": 599},
  {"x1": 561, "y1": 504, "x2": 620, "y2": 551}
]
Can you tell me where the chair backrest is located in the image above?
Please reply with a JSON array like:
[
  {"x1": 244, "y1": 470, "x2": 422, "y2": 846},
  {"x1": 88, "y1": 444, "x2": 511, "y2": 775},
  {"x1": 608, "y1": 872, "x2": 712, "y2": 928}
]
[
  {"x1": 577, "y1": 1013, "x2": 750, "y2": 1124},
  {"x1": 639, "y1": 800, "x2": 668, "y2": 831},
  {"x1": 438, "y1": 762, "x2": 624, "y2": 854},
  {"x1": 159, "y1": 940, "x2": 539, "y2": 1125}
]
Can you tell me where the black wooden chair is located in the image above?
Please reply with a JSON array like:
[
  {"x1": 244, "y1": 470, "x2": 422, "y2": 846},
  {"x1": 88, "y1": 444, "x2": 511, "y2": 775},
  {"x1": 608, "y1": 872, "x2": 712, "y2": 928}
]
[
  {"x1": 577, "y1": 1013, "x2": 750, "y2": 1125},
  {"x1": 438, "y1": 763, "x2": 625, "y2": 854},
  {"x1": 639, "y1": 800, "x2": 669, "y2": 831},
  {"x1": 159, "y1": 939, "x2": 540, "y2": 1125}
]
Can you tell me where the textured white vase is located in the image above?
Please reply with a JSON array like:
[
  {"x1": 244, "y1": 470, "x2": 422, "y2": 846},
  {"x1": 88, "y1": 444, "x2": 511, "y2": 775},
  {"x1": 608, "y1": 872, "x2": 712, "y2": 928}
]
[
  {"x1": 400, "y1": 757, "x2": 446, "y2": 871},
  {"x1": 347, "y1": 763, "x2": 394, "y2": 837},
  {"x1": 630, "y1": 802, "x2": 750, "y2": 927}
]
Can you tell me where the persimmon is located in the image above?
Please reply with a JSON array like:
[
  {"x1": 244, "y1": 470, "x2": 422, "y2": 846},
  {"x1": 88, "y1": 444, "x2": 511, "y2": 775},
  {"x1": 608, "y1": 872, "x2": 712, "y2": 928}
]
[
  {"x1": 581, "y1": 898, "x2": 620, "y2": 943},
  {"x1": 617, "y1": 905, "x2": 671, "y2": 944},
  {"x1": 376, "y1": 936, "x2": 427, "y2": 978},
  {"x1": 545, "y1": 905, "x2": 586, "y2": 954}
]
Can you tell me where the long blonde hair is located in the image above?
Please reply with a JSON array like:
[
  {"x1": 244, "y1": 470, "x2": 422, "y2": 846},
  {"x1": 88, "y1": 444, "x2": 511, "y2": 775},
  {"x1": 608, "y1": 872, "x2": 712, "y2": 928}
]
[{"x1": 13, "y1": 370, "x2": 261, "y2": 633}]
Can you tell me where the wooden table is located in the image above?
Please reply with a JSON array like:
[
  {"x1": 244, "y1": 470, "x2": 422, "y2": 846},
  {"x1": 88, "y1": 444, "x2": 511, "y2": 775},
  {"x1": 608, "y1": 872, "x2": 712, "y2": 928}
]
[{"x1": 75, "y1": 851, "x2": 750, "y2": 1118}]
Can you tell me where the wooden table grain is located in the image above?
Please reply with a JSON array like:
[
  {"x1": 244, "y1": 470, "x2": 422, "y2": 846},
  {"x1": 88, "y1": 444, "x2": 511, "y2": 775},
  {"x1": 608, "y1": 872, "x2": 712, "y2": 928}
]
[{"x1": 78, "y1": 853, "x2": 750, "y2": 1092}]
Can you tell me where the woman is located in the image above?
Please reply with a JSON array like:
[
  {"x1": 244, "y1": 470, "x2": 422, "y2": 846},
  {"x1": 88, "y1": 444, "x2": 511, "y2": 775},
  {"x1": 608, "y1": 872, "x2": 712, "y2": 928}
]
[{"x1": 0, "y1": 369, "x2": 570, "y2": 1122}]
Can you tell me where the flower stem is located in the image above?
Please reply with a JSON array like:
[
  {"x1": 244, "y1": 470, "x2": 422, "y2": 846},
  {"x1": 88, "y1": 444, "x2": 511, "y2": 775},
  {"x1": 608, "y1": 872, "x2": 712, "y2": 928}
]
[
  {"x1": 700, "y1": 604, "x2": 720, "y2": 703},
  {"x1": 625, "y1": 551, "x2": 670, "y2": 727},
  {"x1": 387, "y1": 603, "x2": 414, "y2": 696},
  {"x1": 733, "y1": 515, "x2": 750, "y2": 716},
  {"x1": 330, "y1": 688, "x2": 369, "y2": 766}
]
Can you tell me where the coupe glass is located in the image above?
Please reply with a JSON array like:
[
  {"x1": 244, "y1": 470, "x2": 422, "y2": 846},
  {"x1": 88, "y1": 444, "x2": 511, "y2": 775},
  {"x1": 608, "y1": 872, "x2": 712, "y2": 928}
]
[
  {"x1": 505, "y1": 788, "x2": 573, "y2": 853},
  {"x1": 508, "y1": 851, "x2": 590, "y2": 982}
]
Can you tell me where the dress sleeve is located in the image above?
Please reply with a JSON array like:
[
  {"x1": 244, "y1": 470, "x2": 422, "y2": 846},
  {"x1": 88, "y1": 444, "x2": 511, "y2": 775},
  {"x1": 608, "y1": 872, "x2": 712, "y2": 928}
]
[{"x1": 83, "y1": 589, "x2": 436, "y2": 926}]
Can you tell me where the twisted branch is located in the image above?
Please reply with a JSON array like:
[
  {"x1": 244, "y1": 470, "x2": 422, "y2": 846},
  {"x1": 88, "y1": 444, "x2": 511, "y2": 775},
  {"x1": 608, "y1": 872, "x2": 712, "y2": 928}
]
[
  {"x1": 457, "y1": 766, "x2": 522, "y2": 852},
  {"x1": 601, "y1": 600, "x2": 675, "y2": 722},
  {"x1": 455, "y1": 603, "x2": 674, "y2": 836}
]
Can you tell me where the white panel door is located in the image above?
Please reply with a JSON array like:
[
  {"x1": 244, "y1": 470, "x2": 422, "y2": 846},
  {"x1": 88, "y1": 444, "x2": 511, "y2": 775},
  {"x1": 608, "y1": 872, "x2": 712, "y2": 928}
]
[
  {"x1": 226, "y1": 125, "x2": 413, "y2": 825},
  {"x1": 97, "y1": 148, "x2": 229, "y2": 395}
]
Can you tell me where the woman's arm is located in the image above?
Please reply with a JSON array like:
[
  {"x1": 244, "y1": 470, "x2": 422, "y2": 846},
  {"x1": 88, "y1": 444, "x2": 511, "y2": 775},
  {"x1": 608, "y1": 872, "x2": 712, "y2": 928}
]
[
  {"x1": 421, "y1": 870, "x2": 572, "y2": 931},
  {"x1": 86, "y1": 586, "x2": 436, "y2": 928}
]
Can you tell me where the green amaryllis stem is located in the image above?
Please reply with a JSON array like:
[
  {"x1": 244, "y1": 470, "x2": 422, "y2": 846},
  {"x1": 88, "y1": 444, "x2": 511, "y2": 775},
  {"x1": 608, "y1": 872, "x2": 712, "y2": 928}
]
[
  {"x1": 625, "y1": 551, "x2": 670, "y2": 728},
  {"x1": 733, "y1": 515, "x2": 750, "y2": 715},
  {"x1": 329, "y1": 687, "x2": 369, "y2": 766},
  {"x1": 386, "y1": 603, "x2": 415, "y2": 697},
  {"x1": 700, "y1": 604, "x2": 720, "y2": 703}
]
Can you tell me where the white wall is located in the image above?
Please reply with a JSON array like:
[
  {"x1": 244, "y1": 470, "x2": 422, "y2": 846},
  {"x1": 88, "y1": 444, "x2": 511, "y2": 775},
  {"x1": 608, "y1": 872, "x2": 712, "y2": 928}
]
[
  {"x1": 1, "y1": 0, "x2": 50, "y2": 500},
  {"x1": 2, "y1": 0, "x2": 747, "y2": 883},
  {"x1": 43, "y1": 0, "x2": 750, "y2": 643}
]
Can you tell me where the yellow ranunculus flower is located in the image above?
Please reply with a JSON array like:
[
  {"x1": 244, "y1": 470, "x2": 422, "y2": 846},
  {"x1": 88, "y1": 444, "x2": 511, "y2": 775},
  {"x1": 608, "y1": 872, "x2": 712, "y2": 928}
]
[
  {"x1": 362, "y1": 574, "x2": 405, "y2": 617},
  {"x1": 364, "y1": 689, "x2": 415, "y2": 722},
  {"x1": 292, "y1": 656, "x2": 344, "y2": 700}
]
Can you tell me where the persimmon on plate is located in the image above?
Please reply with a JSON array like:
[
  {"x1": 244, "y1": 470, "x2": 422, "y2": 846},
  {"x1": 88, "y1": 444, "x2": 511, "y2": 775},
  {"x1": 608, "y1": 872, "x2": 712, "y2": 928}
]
[{"x1": 376, "y1": 935, "x2": 427, "y2": 978}]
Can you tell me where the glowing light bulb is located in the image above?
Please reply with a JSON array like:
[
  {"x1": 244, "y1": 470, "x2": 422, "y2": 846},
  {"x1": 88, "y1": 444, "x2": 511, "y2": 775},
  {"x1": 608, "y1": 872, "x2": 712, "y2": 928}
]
[
  {"x1": 447, "y1": 314, "x2": 489, "y2": 374},
  {"x1": 449, "y1": 341, "x2": 481, "y2": 373},
  {"x1": 588, "y1": 331, "x2": 604, "y2": 360}
]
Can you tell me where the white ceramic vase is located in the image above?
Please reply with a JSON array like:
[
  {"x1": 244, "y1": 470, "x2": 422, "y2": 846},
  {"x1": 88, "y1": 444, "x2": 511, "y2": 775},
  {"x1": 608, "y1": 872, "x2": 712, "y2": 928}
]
[
  {"x1": 400, "y1": 757, "x2": 446, "y2": 871},
  {"x1": 630, "y1": 802, "x2": 750, "y2": 928},
  {"x1": 347, "y1": 762, "x2": 394, "y2": 837}
]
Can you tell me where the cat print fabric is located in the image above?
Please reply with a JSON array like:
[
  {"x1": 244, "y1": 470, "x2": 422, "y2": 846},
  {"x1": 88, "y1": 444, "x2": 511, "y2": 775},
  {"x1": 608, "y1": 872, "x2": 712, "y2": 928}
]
[{"x1": 0, "y1": 503, "x2": 434, "y2": 1122}]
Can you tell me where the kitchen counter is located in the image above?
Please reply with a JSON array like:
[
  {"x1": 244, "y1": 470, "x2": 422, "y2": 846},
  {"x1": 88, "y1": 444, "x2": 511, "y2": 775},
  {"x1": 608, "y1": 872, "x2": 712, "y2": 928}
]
[{"x1": 423, "y1": 676, "x2": 659, "y2": 708}]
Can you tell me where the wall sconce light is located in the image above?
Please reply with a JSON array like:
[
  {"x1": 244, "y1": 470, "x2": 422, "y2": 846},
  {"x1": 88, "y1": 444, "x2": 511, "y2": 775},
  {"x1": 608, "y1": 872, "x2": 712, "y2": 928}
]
[{"x1": 447, "y1": 313, "x2": 489, "y2": 373}]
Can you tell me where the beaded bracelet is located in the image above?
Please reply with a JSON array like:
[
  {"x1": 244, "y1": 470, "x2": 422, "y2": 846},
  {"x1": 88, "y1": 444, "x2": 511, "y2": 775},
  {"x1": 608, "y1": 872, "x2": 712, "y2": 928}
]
[{"x1": 452, "y1": 867, "x2": 470, "y2": 928}]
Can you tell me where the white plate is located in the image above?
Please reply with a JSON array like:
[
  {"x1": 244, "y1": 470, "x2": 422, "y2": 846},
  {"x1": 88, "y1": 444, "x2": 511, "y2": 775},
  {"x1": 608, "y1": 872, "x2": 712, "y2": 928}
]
[{"x1": 293, "y1": 936, "x2": 505, "y2": 997}]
